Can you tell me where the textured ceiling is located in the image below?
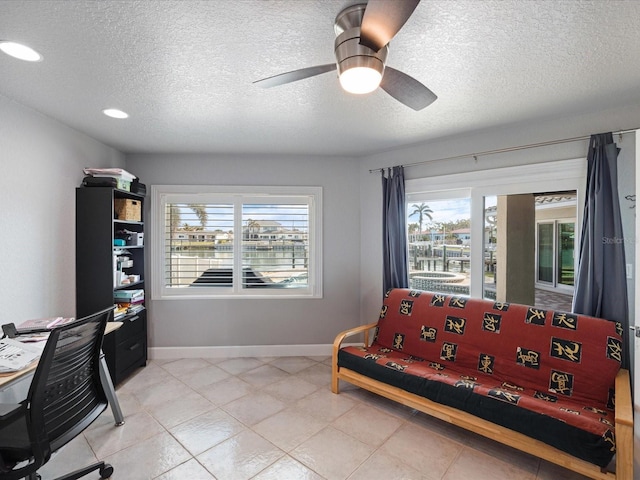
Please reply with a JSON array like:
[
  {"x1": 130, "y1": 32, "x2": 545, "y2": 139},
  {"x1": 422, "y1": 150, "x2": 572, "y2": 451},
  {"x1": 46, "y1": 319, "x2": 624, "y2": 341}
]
[{"x1": 1, "y1": 0, "x2": 640, "y2": 156}]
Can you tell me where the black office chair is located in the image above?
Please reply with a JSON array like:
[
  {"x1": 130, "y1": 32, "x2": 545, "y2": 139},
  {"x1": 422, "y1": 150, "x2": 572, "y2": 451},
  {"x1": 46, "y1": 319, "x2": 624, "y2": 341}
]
[{"x1": 0, "y1": 307, "x2": 115, "y2": 480}]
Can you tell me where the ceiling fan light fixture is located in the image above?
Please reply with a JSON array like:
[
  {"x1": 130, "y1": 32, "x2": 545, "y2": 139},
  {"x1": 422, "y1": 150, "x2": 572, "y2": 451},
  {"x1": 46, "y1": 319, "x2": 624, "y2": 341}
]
[
  {"x1": 335, "y1": 26, "x2": 387, "y2": 95},
  {"x1": 339, "y1": 65, "x2": 383, "y2": 95}
]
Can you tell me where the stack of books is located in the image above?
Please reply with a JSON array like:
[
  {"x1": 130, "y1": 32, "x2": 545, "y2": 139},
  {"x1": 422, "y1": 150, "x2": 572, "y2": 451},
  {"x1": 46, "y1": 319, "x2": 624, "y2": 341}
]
[
  {"x1": 113, "y1": 304, "x2": 129, "y2": 320},
  {"x1": 83, "y1": 167, "x2": 137, "y2": 192},
  {"x1": 116, "y1": 302, "x2": 145, "y2": 315},
  {"x1": 114, "y1": 289, "x2": 144, "y2": 319}
]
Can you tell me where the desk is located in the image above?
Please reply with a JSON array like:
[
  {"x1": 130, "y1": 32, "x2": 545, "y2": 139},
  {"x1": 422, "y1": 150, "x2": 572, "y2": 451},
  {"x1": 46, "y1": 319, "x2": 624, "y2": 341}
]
[{"x1": 0, "y1": 322, "x2": 125, "y2": 426}]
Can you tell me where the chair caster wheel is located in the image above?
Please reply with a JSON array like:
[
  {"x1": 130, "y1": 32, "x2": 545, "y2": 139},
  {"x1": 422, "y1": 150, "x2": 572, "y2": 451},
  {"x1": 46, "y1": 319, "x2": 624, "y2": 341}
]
[{"x1": 100, "y1": 463, "x2": 114, "y2": 478}]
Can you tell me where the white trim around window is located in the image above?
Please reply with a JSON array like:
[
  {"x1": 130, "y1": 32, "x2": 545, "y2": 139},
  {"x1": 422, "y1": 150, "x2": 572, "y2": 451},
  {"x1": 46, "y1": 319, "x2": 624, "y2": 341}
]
[
  {"x1": 151, "y1": 185, "x2": 323, "y2": 299},
  {"x1": 406, "y1": 158, "x2": 587, "y2": 298}
]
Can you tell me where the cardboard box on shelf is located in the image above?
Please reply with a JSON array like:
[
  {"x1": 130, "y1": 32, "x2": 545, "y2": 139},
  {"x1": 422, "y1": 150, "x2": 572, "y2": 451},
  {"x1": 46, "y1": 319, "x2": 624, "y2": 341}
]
[{"x1": 114, "y1": 198, "x2": 141, "y2": 221}]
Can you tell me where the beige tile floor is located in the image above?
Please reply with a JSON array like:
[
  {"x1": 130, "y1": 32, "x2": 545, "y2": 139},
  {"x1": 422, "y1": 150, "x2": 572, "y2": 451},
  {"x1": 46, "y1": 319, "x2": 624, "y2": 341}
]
[{"x1": 39, "y1": 356, "x2": 590, "y2": 480}]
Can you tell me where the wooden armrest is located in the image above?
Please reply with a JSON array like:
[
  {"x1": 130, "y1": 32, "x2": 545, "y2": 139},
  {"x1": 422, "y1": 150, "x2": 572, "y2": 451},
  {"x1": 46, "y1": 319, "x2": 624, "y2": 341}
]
[
  {"x1": 331, "y1": 322, "x2": 378, "y2": 394},
  {"x1": 615, "y1": 368, "x2": 633, "y2": 427},
  {"x1": 332, "y1": 322, "x2": 379, "y2": 351},
  {"x1": 614, "y1": 368, "x2": 633, "y2": 480}
]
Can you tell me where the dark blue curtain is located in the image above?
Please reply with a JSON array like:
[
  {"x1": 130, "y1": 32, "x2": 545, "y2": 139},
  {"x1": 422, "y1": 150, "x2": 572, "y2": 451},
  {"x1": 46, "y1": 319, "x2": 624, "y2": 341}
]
[
  {"x1": 382, "y1": 166, "x2": 409, "y2": 293},
  {"x1": 573, "y1": 133, "x2": 629, "y2": 368}
]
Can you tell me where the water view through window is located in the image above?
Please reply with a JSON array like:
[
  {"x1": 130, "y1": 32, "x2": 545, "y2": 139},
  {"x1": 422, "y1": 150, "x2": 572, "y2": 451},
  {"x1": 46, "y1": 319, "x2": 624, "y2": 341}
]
[
  {"x1": 407, "y1": 198, "x2": 471, "y2": 296},
  {"x1": 406, "y1": 192, "x2": 576, "y2": 304},
  {"x1": 164, "y1": 202, "x2": 309, "y2": 289}
]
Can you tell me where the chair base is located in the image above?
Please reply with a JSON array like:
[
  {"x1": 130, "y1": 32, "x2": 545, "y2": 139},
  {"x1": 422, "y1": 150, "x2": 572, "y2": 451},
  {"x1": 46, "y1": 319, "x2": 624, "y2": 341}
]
[{"x1": 27, "y1": 461, "x2": 113, "y2": 480}]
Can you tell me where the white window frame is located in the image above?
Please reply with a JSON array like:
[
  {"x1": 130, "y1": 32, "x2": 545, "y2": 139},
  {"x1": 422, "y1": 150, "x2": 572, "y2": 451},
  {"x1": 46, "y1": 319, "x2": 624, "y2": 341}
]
[
  {"x1": 151, "y1": 185, "x2": 323, "y2": 299},
  {"x1": 406, "y1": 158, "x2": 587, "y2": 298}
]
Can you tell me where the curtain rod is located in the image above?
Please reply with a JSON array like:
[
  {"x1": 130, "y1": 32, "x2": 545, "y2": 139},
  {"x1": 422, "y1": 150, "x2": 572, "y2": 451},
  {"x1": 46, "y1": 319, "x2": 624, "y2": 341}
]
[{"x1": 369, "y1": 128, "x2": 638, "y2": 174}]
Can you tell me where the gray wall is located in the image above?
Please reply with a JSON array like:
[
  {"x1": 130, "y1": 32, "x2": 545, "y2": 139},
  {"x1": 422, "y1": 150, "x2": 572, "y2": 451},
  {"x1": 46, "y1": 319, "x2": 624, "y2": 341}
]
[
  {"x1": 0, "y1": 94, "x2": 125, "y2": 323},
  {"x1": 1, "y1": 86, "x2": 637, "y2": 474},
  {"x1": 126, "y1": 153, "x2": 361, "y2": 348},
  {"x1": 359, "y1": 104, "x2": 640, "y2": 325},
  {"x1": 359, "y1": 115, "x2": 639, "y2": 476},
  {"x1": 0, "y1": 90, "x2": 636, "y2": 350},
  {"x1": 616, "y1": 133, "x2": 636, "y2": 334}
]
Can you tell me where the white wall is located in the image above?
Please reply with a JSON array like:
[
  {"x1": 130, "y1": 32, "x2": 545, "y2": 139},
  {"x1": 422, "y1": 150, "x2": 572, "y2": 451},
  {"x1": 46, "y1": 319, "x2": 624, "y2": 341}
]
[
  {"x1": 126, "y1": 153, "x2": 361, "y2": 349},
  {"x1": 0, "y1": 94, "x2": 125, "y2": 323}
]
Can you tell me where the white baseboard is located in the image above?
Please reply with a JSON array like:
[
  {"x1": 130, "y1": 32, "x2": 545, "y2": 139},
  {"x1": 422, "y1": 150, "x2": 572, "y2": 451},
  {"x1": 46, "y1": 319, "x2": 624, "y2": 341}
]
[{"x1": 148, "y1": 344, "x2": 335, "y2": 360}]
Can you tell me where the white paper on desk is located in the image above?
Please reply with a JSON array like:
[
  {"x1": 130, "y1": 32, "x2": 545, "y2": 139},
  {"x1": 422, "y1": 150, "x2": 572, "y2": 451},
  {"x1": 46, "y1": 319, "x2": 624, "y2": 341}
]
[{"x1": 0, "y1": 338, "x2": 42, "y2": 372}]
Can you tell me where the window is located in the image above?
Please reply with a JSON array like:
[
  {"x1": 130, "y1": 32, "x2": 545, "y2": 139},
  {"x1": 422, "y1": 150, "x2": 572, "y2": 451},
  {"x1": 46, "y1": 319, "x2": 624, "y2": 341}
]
[
  {"x1": 151, "y1": 185, "x2": 322, "y2": 299},
  {"x1": 405, "y1": 159, "x2": 586, "y2": 303},
  {"x1": 407, "y1": 195, "x2": 471, "y2": 296}
]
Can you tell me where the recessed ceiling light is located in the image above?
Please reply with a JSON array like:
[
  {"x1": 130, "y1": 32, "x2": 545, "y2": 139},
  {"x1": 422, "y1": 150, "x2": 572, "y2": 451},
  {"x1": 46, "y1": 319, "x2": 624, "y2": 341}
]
[
  {"x1": 102, "y1": 108, "x2": 129, "y2": 119},
  {"x1": 0, "y1": 41, "x2": 42, "y2": 62}
]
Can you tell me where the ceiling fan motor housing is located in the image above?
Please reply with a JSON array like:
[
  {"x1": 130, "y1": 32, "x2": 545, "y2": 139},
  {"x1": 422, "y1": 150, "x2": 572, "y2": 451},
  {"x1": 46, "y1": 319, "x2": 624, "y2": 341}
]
[
  {"x1": 334, "y1": 4, "x2": 388, "y2": 86},
  {"x1": 334, "y1": 27, "x2": 388, "y2": 79}
]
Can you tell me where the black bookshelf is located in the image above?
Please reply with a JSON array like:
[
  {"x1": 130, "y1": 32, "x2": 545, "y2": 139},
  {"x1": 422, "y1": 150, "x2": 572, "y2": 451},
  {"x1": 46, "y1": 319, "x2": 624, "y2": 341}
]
[{"x1": 76, "y1": 187, "x2": 147, "y2": 385}]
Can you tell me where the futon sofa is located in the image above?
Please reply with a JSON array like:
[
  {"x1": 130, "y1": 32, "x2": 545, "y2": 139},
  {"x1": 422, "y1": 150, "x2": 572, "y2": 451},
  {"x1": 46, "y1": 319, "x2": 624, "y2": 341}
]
[{"x1": 331, "y1": 288, "x2": 632, "y2": 480}]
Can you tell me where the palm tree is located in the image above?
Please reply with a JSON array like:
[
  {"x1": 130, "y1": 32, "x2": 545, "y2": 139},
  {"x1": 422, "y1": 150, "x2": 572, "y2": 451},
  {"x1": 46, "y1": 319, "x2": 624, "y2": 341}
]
[
  {"x1": 245, "y1": 219, "x2": 260, "y2": 240},
  {"x1": 168, "y1": 204, "x2": 208, "y2": 233},
  {"x1": 169, "y1": 205, "x2": 181, "y2": 233},
  {"x1": 409, "y1": 203, "x2": 433, "y2": 239},
  {"x1": 190, "y1": 204, "x2": 208, "y2": 228},
  {"x1": 408, "y1": 223, "x2": 419, "y2": 242}
]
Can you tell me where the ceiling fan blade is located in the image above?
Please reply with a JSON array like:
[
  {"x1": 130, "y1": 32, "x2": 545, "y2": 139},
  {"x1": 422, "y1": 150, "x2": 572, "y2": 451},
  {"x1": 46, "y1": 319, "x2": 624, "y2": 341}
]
[
  {"x1": 380, "y1": 66, "x2": 437, "y2": 111},
  {"x1": 253, "y1": 64, "x2": 336, "y2": 88},
  {"x1": 360, "y1": 0, "x2": 421, "y2": 52}
]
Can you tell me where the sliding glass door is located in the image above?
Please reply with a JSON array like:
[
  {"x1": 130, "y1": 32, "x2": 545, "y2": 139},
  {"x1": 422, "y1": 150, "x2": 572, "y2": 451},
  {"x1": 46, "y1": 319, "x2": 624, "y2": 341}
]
[
  {"x1": 557, "y1": 222, "x2": 575, "y2": 287},
  {"x1": 405, "y1": 158, "x2": 585, "y2": 301},
  {"x1": 537, "y1": 223, "x2": 554, "y2": 283},
  {"x1": 536, "y1": 220, "x2": 575, "y2": 292}
]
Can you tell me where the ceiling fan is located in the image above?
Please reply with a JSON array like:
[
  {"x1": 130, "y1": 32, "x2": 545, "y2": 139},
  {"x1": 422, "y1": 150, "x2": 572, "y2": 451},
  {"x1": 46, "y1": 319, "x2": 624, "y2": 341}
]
[{"x1": 253, "y1": 0, "x2": 437, "y2": 111}]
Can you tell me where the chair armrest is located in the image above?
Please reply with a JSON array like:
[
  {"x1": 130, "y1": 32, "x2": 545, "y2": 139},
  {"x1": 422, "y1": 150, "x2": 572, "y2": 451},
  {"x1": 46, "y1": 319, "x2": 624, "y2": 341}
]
[
  {"x1": 0, "y1": 403, "x2": 22, "y2": 423},
  {"x1": 2, "y1": 321, "x2": 51, "y2": 338}
]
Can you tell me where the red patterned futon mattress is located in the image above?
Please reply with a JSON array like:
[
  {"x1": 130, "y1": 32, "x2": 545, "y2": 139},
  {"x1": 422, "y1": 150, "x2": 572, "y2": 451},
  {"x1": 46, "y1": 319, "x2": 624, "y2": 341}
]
[{"x1": 338, "y1": 288, "x2": 623, "y2": 467}]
